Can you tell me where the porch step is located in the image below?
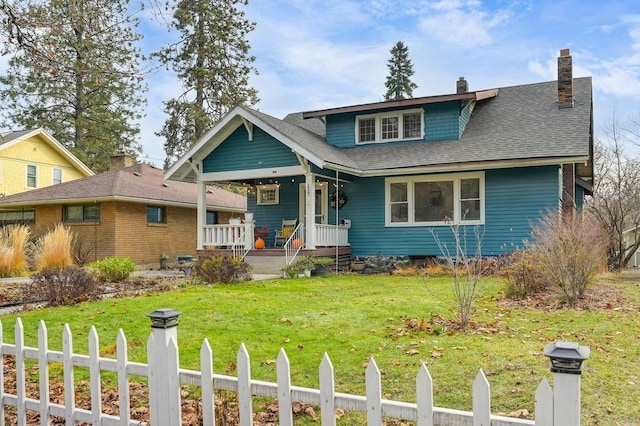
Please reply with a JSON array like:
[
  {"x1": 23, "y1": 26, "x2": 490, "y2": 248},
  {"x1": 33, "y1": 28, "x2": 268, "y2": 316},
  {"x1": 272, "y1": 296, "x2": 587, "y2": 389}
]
[{"x1": 244, "y1": 255, "x2": 287, "y2": 275}]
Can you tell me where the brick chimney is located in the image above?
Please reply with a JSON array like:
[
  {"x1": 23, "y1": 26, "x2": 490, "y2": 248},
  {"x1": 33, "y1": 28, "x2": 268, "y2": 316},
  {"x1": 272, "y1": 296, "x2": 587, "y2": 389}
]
[
  {"x1": 456, "y1": 77, "x2": 469, "y2": 94},
  {"x1": 110, "y1": 149, "x2": 133, "y2": 171},
  {"x1": 557, "y1": 48, "x2": 573, "y2": 108}
]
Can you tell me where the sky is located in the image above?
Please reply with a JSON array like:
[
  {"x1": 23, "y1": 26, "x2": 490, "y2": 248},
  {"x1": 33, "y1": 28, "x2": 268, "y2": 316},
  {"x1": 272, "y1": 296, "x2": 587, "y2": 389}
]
[{"x1": 4, "y1": 0, "x2": 640, "y2": 167}]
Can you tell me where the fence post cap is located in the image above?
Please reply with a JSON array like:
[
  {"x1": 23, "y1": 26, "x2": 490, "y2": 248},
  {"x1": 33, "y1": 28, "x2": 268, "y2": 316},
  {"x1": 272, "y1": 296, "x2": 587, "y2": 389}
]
[
  {"x1": 543, "y1": 341, "x2": 590, "y2": 374},
  {"x1": 147, "y1": 308, "x2": 182, "y2": 329}
]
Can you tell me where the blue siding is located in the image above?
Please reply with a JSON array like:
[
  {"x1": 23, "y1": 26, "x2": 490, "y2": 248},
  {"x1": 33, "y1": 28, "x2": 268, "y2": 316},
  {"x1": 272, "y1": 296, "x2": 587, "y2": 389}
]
[
  {"x1": 424, "y1": 102, "x2": 460, "y2": 141},
  {"x1": 202, "y1": 126, "x2": 298, "y2": 173},
  {"x1": 458, "y1": 101, "x2": 473, "y2": 137},
  {"x1": 336, "y1": 166, "x2": 559, "y2": 256},
  {"x1": 247, "y1": 182, "x2": 302, "y2": 247},
  {"x1": 325, "y1": 102, "x2": 462, "y2": 147}
]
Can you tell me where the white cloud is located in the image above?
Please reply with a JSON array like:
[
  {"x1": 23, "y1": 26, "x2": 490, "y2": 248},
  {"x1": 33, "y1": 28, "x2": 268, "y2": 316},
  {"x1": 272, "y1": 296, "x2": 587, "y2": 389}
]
[{"x1": 417, "y1": 1, "x2": 512, "y2": 48}]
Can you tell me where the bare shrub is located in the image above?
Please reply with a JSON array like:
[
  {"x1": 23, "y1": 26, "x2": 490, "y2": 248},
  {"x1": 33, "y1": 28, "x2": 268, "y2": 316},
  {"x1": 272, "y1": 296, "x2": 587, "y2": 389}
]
[
  {"x1": 34, "y1": 224, "x2": 74, "y2": 270},
  {"x1": 25, "y1": 266, "x2": 99, "y2": 306},
  {"x1": 0, "y1": 225, "x2": 32, "y2": 277},
  {"x1": 500, "y1": 249, "x2": 548, "y2": 299},
  {"x1": 195, "y1": 253, "x2": 251, "y2": 284},
  {"x1": 431, "y1": 222, "x2": 487, "y2": 329},
  {"x1": 531, "y1": 211, "x2": 608, "y2": 305},
  {"x1": 73, "y1": 234, "x2": 96, "y2": 266}
]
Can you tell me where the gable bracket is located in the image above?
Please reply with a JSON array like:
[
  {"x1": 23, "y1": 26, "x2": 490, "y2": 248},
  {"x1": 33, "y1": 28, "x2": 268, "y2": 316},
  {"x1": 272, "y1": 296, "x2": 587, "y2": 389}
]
[
  {"x1": 241, "y1": 117, "x2": 254, "y2": 141},
  {"x1": 295, "y1": 153, "x2": 310, "y2": 173}
]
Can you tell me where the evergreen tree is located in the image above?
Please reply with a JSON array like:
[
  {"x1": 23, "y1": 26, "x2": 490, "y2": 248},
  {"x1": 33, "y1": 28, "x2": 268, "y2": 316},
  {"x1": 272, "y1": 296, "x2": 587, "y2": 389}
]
[
  {"x1": 384, "y1": 41, "x2": 418, "y2": 101},
  {"x1": 155, "y1": 0, "x2": 259, "y2": 169},
  {"x1": 0, "y1": 0, "x2": 145, "y2": 173}
]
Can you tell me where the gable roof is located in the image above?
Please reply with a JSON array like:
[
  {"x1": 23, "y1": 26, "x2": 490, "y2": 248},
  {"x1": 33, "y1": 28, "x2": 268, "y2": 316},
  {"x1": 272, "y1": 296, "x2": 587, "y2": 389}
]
[
  {"x1": 165, "y1": 77, "x2": 592, "y2": 182},
  {"x1": 0, "y1": 163, "x2": 246, "y2": 211},
  {"x1": 0, "y1": 128, "x2": 94, "y2": 177}
]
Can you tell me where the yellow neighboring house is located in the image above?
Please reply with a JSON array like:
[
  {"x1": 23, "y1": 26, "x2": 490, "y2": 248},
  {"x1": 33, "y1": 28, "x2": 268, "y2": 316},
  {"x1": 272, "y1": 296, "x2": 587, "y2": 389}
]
[{"x1": 0, "y1": 128, "x2": 94, "y2": 197}]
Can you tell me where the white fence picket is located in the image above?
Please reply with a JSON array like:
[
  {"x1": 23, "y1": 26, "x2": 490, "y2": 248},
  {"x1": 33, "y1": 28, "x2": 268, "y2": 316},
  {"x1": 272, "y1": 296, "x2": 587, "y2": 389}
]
[
  {"x1": 63, "y1": 324, "x2": 75, "y2": 425},
  {"x1": 89, "y1": 326, "x2": 103, "y2": 425},
  {"x1": 147, "y1": 333, "x2": 158, "y2": 425},
  {"x1": 38, "y1": 321, "x2": 50, "y2": 425},
  {"x1": 277, "y1": 348, "x2": 293, "y2": 425},
  {"x1": 167, "y1": 337, "x2": 182, "y2": 425},
  {"x1": 366, "y1": 358, "x2": 383, "y2": 426},
  {"x1": 416, "y1": 364, "x2": 433, "y2": 426},
  {"x1": 15, "y1": 318, "x2": 26, "y2": 425},
  {"x1": 0, "y1": 317, "x2": 582, "y2": 426},
  {"x1": 535, "y1": 377, "x2": 553, "y2": 426},
  {"x1": 116, "y1": 329, "x2": 130, "y2": 425},
  {"x1": 319, "y1": 353, "x2": 336, "y2": 426},
  {"x1": 237, "y1": 343, "x2": 253, "y2": 426},
  {"x1": 200, "y1": 339, "x2": 215, "y2": 426},
  {"x1": 472, "y1": 369, "x2": 491, "y2": 426}
]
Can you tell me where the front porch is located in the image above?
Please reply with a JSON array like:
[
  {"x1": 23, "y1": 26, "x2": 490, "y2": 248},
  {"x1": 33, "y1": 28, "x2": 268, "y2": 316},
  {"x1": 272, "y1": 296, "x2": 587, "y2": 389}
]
[{"x1": 199, "y1": 222, "x2": 351, "y2": 274}]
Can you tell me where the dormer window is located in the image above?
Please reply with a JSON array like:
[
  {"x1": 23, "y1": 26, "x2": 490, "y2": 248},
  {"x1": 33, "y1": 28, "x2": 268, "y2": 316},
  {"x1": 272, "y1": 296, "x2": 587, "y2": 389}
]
[{"x1": 356, "y1": 108, "x2": 424, "y2": 144}]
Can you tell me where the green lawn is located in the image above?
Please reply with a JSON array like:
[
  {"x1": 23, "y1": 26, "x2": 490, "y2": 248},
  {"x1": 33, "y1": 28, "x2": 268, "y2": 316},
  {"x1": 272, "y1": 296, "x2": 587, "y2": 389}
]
[{"x1": 2, "y1": 273, "x2": 640, "y2": 425}]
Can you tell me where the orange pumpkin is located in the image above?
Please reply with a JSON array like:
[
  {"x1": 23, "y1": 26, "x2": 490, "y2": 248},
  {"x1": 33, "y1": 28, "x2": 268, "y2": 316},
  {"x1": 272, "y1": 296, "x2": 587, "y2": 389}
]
[
  {"x1": 255, "y1": 237, "x2": 265, "y2": 249},
  {"x1": 292, "y1": 238, "x2": 304, "y2": 249}
]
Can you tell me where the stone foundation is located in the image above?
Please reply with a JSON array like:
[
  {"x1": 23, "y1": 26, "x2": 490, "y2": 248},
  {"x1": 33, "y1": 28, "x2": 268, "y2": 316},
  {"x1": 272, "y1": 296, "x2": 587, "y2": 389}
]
[{"x1": 350, "y1": 255, "x2": 411, "y2": 274}]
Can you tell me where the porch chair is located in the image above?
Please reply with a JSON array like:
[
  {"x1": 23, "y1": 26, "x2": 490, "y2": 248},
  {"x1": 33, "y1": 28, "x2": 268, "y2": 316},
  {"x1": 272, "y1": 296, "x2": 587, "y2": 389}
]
[{"x1": 274, "y1": 219, "x2": 297, "y2": 247}]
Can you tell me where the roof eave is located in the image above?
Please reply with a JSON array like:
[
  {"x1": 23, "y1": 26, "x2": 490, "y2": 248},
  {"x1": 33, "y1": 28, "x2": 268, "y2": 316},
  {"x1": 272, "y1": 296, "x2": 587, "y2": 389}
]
[
  {"x1": 355, "y1": 156, "x2": 591, "y2": 177},
  {"x1": 302, "y1": 89, "x2": 498, "y2": 118}
]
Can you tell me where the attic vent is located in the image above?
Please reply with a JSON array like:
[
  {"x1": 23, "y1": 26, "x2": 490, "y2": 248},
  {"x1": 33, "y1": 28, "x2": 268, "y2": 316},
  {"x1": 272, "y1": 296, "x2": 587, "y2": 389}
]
[
  {"x1": 133, "y1": 172, "x2": 141, "y2": 177},
  {"x1": 162, "y1": 183, "x2": 169, "y2": 187}
]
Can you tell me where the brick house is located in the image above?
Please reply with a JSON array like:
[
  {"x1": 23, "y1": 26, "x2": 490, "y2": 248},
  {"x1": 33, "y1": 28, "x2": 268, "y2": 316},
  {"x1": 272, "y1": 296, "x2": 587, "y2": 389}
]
[{"x1": 0, "y1": 153, "x2": 246, "y2": 268}]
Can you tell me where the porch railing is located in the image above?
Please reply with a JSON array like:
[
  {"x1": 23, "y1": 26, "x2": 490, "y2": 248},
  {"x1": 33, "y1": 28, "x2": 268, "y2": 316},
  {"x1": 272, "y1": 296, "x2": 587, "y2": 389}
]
[
  {"x1": 315, "y1": 224, "x2": 349, "y2": 246},
  {"x1": 285, "y1": 223, "x2": 304, "y2": 265},
  {"x1": 203, "y1": 223, "x2": 253, "y2": 254}
]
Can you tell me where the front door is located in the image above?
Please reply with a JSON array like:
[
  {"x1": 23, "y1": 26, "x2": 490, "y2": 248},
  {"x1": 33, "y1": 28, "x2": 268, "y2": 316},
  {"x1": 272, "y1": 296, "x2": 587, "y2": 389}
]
[{"x1": 299, "y1": 182, "x2": 328, "y2": 224}]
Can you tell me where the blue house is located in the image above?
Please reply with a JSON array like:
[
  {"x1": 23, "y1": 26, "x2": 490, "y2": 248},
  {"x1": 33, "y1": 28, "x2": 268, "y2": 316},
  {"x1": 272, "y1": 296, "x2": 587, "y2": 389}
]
[{"x1": 165, "y1": 49, "x2": 593, "y2": 269}]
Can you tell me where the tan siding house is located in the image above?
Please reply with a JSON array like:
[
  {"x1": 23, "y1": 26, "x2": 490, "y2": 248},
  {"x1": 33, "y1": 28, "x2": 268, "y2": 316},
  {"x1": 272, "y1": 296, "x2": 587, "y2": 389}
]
[{"x1": 0, "y1": 160, "x2": 246, "y2": 268}]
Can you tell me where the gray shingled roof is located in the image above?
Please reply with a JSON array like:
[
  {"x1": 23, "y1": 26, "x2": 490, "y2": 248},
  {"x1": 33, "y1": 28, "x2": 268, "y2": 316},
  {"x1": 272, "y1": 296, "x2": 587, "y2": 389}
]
[
  {"x1": 0, "y1": 130, "x2": 33, "y2": 146},
  {"x1": 262, "y1": 77, "x2": 591, "y2": 174},
  {"x1": 166, "y1": 77, "x2": 592, "y2": 182},
  {"x1": 0, "y1": 163, "x2": 246, "y2": 210}
]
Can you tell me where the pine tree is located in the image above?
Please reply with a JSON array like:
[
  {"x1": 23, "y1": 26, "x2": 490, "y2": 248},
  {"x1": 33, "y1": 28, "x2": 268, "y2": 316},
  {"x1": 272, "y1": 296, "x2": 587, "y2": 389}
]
[
  {"x1": 0, "y1": 0, "x2": 145, "y2": 173},
  {"x1": 155, "y1": 0, "x2": 259, "y2": 169},
  {"x1": 384, "y1": 41, "x2": 418, "y2": 101}
]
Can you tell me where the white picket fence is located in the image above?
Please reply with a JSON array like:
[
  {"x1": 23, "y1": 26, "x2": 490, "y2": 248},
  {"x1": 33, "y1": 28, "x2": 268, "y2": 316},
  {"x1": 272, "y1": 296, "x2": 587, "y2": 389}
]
[{"x1": 0, "y1": 312, "x2": 579, "y2": 425}]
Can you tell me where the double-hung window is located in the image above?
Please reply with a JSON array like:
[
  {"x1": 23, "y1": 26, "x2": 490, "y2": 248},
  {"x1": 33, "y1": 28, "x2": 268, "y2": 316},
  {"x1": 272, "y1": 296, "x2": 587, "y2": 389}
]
[
  {"x1": 26, "y1": 164, "x2": 37, "y2": 188},
  {"x1": 356, "y1": 108, "x2": 424, "y2": 144},
  {"x1": 53, "y1": 168, "x2": 62, "y2": 185},
  {"x1": 386, "y1": 172, "x2": 484, "y2": 226}
]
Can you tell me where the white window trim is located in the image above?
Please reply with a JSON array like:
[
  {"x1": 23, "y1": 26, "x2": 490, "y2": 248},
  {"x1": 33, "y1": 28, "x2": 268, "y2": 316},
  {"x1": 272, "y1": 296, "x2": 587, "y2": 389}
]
[
  {"x1": 355, "y1": 108, "x2": 424, "y2": 144},
  {"x1": 257, "y1": 184, "x2": 280, "y2": 205},
  {"x1": 52, "y1": 168, "x2": 63, "y2": 185},
  {"x1": 26, "y1": 164, "x2": 38, "y2": 188},
  {"x1": 385, "y1": 171, "x2": 485, "y2": 227}
]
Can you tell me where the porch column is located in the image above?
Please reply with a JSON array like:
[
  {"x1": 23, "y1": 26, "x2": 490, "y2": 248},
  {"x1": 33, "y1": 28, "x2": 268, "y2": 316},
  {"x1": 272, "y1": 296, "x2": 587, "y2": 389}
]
[
  {"x1": 196, "y1": 180, "x2": 206, "y2": 250},
  {"x1": 304, "y1": 173, "x2": 316, "y2": 249}
]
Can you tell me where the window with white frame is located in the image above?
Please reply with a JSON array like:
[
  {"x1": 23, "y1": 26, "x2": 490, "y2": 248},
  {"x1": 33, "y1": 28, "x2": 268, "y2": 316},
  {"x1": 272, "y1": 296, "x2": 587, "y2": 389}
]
[
  {"x1": 257, "y1": 184, "x2": 279, "y2": 205},
  {"x1": 26, "y1": 164, "x2": 37, "y2": 188},
  {"x1": 53, "y1": 168, "x2": 62, "y2": 185},
  {"x1": 385, "y1": 172, "x2": 484, "y2": 226},
  {"x1": 356, "y1": 108, "x2": 424, "y2": 144}
]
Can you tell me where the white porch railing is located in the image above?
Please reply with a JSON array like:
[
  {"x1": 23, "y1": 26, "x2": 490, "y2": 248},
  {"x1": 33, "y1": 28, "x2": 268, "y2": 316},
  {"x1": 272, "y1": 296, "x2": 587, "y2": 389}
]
[
  {"x1": 284, "y1": 223, "x2": 304, "y2": 265},
  {"x1": 203, "y1": 223, "x2": 254, "y2": 253},
  {"x1": 315, "y1": 224, "x2": 349, "y2": 246}
]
